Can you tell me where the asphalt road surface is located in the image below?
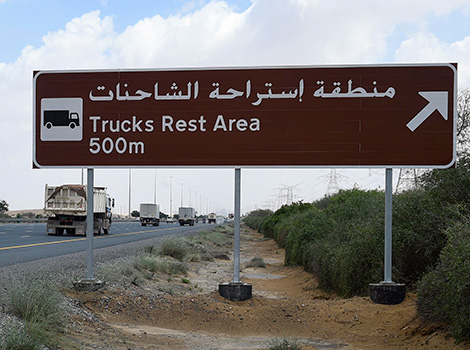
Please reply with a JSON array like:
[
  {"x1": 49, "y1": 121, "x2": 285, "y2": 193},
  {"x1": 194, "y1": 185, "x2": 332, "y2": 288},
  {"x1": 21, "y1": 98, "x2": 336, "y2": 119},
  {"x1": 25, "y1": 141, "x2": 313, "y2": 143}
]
[{"x1": 0, "y1": 221, "x2": 213, "y2": 267}]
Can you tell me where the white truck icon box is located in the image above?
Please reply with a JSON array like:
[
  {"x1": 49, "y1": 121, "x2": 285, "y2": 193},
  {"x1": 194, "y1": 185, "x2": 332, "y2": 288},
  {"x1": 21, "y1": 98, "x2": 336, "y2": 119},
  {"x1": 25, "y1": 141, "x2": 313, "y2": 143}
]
[{"x1": 40, "y1": 97, "x2": 83, "y2": 141}]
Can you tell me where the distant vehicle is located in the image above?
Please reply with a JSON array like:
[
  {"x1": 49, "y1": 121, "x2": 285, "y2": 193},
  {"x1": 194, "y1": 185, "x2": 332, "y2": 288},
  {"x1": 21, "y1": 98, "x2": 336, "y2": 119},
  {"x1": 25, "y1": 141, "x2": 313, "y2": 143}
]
[
  {"x1": 44, "y1": 110, "x2": 80, "y2": 129},
  {"x1": 167, "y1": 216, "x2": 174, "y2": 223},
  {"x1": 208, "y1": 212, "x2": 217, "y2": 224},
  {"x1": 44, "y1": 184, "x2": 113, "y2": 235},
  {"x1": 139, "y1": 203, "x2": 159, "y2": 226},
  {"x1": 178, "y1": 207, "x2": 196, "y2": 226}
]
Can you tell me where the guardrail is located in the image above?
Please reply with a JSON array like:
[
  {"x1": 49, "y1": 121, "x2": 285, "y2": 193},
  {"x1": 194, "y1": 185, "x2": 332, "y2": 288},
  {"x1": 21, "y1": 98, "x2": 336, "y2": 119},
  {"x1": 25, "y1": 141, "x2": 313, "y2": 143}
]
[{"x1": 0, "y1": 218, "x2": 47, "y2": 223}]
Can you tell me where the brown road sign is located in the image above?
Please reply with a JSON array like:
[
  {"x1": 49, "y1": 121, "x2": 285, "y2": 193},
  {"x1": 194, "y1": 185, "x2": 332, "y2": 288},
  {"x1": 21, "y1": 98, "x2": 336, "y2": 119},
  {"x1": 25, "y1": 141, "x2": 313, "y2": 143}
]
[{"x1": 33, "y1": 64, "x2": 456, "y2": 168}]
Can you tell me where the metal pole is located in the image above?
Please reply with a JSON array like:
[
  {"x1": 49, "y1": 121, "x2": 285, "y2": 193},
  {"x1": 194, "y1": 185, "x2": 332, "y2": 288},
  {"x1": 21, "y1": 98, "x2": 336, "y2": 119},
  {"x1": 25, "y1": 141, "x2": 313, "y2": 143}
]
[
  {"x1": 86, "y1": 168, "x2": 94, "y2": 280},
  {"x1": 154, "y1": 170, "x2": 157, "y2": 205},
  {"x1": 233, "y1": 168, "x2": 241, "y2": 283},
  {"x1": 128, "y1": 169, "x2": 131, "y2": 218},
  {"x1": 170, "y1": 176, "x2": 173, "y2": 218},
  {"x1": 384, "y1": 168, "x2": 393, "y2": 283},
  {"x1": 181, "y1": 183, "x2": 184, "y2": 207}
]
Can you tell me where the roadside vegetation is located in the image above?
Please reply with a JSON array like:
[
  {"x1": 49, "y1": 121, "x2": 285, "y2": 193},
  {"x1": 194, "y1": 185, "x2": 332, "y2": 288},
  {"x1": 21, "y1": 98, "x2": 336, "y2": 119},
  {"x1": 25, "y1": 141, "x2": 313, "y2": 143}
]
[
  {"x1": 0, "y1": 199, "x2": 8, "y2": 218},
  {"x1": 96, "y1": 225, "x2": 233, "y2": 287},
  {"x1": 0, "y1": 225, "x2": 233, "y2": 349},
  {"x1": 244, "y1": 154, "x2": 470, "y2": 342},
  {"x1": 0, "y1": 274, "x2": 67, "y2": 350},
  {"x1": 267, "y1": 337, "x2": 301, "y2": 350}
]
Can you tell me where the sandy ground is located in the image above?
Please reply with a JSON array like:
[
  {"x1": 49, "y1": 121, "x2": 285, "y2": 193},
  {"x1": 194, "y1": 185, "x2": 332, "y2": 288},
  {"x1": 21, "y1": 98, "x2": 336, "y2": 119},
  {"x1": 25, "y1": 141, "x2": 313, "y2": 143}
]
[{"x1": 64, "y1": 226, "x2": 470, "y2": 350}]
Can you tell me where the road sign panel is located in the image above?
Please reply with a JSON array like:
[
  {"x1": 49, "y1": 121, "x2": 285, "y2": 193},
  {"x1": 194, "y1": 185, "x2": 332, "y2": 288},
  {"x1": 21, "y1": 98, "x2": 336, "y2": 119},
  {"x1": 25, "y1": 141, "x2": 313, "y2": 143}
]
[{"x1": 33, "y1": 64, "x2": 456, "y2": 168}]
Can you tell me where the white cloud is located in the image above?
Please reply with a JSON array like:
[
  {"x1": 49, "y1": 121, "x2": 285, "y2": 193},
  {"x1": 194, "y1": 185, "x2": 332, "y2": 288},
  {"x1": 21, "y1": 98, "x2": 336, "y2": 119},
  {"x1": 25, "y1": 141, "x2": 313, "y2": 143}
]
[{"x1": 395, "y1": 31, "x2": 470, "y2": 87}]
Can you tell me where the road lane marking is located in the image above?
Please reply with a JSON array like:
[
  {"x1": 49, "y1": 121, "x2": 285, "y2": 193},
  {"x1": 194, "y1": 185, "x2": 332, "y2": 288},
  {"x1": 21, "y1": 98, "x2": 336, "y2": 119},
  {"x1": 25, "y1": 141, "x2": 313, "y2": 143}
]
[
  {"x1": 20, "y1": 235, "x2": 31, "y2": 238},
  {"x1": 0, "y1": 227, "x2": 182, "y2": 251}
]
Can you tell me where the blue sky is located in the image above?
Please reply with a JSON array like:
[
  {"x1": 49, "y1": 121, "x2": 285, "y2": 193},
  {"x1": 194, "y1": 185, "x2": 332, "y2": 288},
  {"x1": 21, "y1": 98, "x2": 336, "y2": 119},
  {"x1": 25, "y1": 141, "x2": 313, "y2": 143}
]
[
  {"x1": 0, "y1": 0, "x2": 252, "y2": 63},
  {"x1": 1, "y1": 0, "x2": 470, "y2": 213}
]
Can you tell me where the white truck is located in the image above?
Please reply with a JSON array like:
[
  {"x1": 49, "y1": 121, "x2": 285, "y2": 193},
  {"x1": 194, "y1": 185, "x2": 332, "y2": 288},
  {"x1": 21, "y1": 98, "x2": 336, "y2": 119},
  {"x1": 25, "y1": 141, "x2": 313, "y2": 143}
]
[
  {"x1": 140, "y1": 203, "x2": 160, "y2": 226},
  {"x1": 207, "y1": 212, "x2": 217, "y2": 224},
  {"x1": 178, "y1": 207, "x2": 196, "y2": 226},
  {"x1": 44, "y1": 184, "x2": 114, "y2": 236}
]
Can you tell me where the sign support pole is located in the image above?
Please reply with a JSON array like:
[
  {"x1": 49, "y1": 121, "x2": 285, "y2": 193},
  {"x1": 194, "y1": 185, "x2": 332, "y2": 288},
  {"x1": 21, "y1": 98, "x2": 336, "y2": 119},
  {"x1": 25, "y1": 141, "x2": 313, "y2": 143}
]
[
  {"x1": 233, "y1": 168, "x2": 241, "y2": 283},
  {"x1": 73, "y1": 168, "x2": 104, "y2": 291},
  {"x1": 384, "y1": 168, "x2": 393, "y2": 283},
  {"x1": 86, "y1": 168, "x2": 95, "y2": 280},
  {"x1": 218, "y1": 168, "x2": 252, "y2": 301},
  {"x1": 369, "y1": 168, "x2": 406, "y2": 304}
]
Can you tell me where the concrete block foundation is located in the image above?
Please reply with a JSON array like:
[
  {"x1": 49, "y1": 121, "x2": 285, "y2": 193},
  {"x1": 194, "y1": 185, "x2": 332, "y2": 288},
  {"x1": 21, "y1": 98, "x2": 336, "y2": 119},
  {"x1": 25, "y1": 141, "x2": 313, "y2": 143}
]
[
  {"x1": 219, "y1": 282, "x2": 252, "y2": 301},
  {"x1": 369, "y1": 282, "x2": 406, "y2": 305}
]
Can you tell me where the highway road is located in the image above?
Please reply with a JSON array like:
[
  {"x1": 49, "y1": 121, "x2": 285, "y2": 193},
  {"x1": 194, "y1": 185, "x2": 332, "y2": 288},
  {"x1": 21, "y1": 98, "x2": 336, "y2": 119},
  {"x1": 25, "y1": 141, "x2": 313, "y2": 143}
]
[{"x1": 0, "y1": 221, "x2": 213, "y2": 267}]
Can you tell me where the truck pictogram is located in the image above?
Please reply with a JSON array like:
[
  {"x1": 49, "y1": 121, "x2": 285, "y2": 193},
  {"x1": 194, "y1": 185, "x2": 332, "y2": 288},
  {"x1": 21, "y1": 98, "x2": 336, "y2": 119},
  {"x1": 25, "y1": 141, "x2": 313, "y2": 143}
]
[{"x1": 44, "y1": 110, "x2": 80, "y2": 129}]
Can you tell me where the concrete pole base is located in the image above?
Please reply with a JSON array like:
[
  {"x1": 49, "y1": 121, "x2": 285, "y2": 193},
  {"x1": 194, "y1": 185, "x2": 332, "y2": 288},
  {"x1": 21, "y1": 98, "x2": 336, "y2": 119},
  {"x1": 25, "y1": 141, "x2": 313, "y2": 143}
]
[
  {"x1": 219, "y1": 282, "x2": 252, "y2": 301},
  {"x1": 369, "y1": 282, "x2": 406, "y2": 305},
  {"x1": 73, "y1": 279, "x2": 105, "y2": 292}
]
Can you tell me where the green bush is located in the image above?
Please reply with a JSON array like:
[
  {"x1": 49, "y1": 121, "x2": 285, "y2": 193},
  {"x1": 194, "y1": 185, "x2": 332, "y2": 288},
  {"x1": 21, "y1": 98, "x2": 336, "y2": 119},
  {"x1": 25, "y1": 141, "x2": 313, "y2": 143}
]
[
  {"x1": 284, "y1": 207, "x2": 332, "y2": 266},
  {"x1": 417, "y1": 220, "x2": 470, "y2": 342},
  {"x1": 243, "y1": 209, "x2": 273, "y2": 232},
  {"x1": 1, "y1": 325, "x2": 38, "y2": 350},
  {"x1": 392, "y1": 189, "x2": 448, "y2": 287},
  {"x1": 419, "y1": 155, "x2": 470, "y2": 214},
  {"x1": 260, "y1": 202, "x2": 313, "y2": 240},
  {"x1": 301, "y1": 190, "x2": 385, "y2": 296},
  {"x1": 322, "y1": 189, "x2": 384, "y2": 229},
  {"x1": 303, "y1": 222, "x2": 383, "y2": 296},
  {"x1": 97, "y1": 259, "x2": 149, "y2": 286},
  {"x1": 158, "y1": 237, "x2": 191, "y2": 261},
  {"x1": 245, "y1": 256, "x2": 266, "y2": 268},
  {"x1": 139, "y1": 254, "x2": 188, "y2": 275},
  {"x1": 267, "y1": 337, "x2": 301, "y2": 350},
  {"x1": 4, "y1": 275, "x2": 66, "y2": 349}
]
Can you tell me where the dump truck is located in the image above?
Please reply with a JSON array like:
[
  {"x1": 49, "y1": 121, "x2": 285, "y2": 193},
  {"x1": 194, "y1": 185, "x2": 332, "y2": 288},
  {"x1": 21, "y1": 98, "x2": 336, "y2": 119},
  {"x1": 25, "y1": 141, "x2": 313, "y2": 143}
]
[
  {"x1": 207, "y1": 212, "x2": 217, "y2": 224},
  {"x1": 178, "y1": 207, "x2": 196, "y2": 226},
  {"x1": 44, "y1": 184, "x2": 114, "y2": 235},
  {"x1": 140, "y1": 203, "x2": 160, "y2": 226}
]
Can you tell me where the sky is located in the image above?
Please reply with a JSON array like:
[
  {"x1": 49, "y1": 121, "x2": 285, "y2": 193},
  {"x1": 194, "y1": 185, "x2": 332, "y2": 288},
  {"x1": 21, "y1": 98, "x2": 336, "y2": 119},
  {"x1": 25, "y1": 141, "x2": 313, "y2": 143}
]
[{"x1": 1, "y1": 0, "x2": 470, "y2": 216}]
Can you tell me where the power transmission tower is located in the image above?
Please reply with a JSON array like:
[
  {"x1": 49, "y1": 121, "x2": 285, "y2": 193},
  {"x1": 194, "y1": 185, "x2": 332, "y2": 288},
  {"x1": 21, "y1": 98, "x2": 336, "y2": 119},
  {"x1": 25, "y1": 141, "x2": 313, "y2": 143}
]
[
  {"x1": 324, "y1": 169, "x2": 348, "y2": 196},
  {"x1": 274, "y1": 184, "x2": 299, "y2": 209},
  {"x1": 395, "y1": 168, "x2": 426, "y2": 193},
  {"x1": 326, "y1": 169, "x2": 339, "y2": 196}
]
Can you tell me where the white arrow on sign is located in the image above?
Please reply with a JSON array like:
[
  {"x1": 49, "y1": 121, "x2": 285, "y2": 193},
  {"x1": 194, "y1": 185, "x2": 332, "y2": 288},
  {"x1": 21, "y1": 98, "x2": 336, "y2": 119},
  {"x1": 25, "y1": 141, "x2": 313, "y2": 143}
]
[{"x1": 407, "y1": 91, "x2": 448, "y2": 132}]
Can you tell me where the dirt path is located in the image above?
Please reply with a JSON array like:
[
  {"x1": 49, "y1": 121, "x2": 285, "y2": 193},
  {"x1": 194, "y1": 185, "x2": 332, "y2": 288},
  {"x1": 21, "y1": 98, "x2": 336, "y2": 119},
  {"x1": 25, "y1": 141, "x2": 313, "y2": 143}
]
[{"x1": 65, "y1": 227, "x2": 470, "y2": 349}]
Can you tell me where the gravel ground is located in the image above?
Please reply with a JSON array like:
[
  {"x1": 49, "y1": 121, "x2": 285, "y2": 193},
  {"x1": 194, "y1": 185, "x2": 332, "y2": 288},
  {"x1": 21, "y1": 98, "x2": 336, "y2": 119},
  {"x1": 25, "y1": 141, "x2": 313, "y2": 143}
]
[{"x1": 0, "y1": 228, "x2": 201, "y2": 343}]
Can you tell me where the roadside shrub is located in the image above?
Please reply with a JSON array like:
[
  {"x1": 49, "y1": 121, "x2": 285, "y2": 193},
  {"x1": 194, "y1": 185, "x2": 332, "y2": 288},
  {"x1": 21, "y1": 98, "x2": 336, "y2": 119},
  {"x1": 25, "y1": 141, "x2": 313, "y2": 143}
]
[
  {"x1": 392, "y1": 189, "x2": 449, "y2": 287},
  {"x1": 267, "y1": 337, "x2": 301, "y2": 350},
  {"x1": 96, "y1": 259, "x2": 148, "y2": 286},
  {"x1": 329, "y1": 227, "x2": 383, "y2": 296},
  {"x1": 243, "y1": 209, "x2": 273, "y2": 231},
  {"x1": 139, "y1": 254, "x2": 188, "y2": 275},
  {"x1": 322, "y1": 189, "x2": 384, "y2": 229},
  {"x1": 1, "y1": 325, "x2": 38, "y2": 350},
  {"x1": 5, "y1": 274, "x2": 66, "y2": 348},
  {"x1": 299, "y1": 190, "x2": 385, "y2": 296},
  {"x1": 284, "y1": 207, "x2": 332, "y2": 266},
  {"x1": 260, "y1": 202, "x2": 313, "y2": 240},
  {"x1": 417, "y1": 220, "x2": 470, "y2": 342},
  {"x1": 419, "y1": 154, "x2": 470, "y2": 215},
  {"x1": 304, "y1": 224, "x2": 383, "y2": 296},
  {"x1": 158, "y1": 237, "x2": 191, "y2": 261},
  {"x1": 245, "y1": 256, "x2": 266, "y2": 268}
]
